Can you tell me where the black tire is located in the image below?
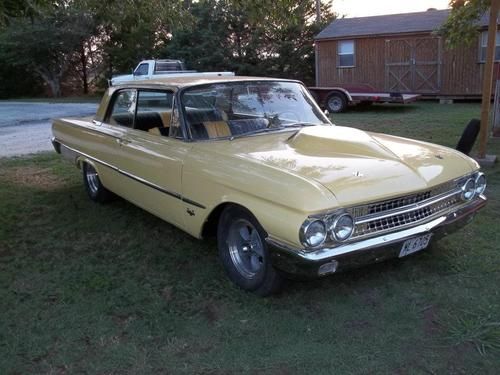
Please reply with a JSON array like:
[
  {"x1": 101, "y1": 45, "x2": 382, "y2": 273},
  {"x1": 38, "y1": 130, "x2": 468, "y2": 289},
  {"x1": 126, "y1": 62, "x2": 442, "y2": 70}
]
[
  {"x1": 217, "y1": 206, "x2": 284, "y2": 296},
  {"x1": 456, "y1": 119, "x2": 480, "y2": 155},
  {"x1": 326, "y1": 92, "x2": 348, "y2": 113},
  {"x1": 82, "y1": 163, "x2": 113, "y2": 203}
]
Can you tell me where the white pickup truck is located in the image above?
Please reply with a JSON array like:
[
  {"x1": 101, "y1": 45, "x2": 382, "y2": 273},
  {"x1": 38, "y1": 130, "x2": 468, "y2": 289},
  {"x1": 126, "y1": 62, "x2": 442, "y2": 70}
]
[{"x1": 110, "y1": 59, "x2": 234, "y2": 86}]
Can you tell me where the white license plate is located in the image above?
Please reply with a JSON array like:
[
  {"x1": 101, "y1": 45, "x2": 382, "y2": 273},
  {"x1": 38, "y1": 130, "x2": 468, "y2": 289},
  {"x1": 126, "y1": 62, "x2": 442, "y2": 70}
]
[{"x1": 399, "y1": 234, "x2": 432, "y2": 258}]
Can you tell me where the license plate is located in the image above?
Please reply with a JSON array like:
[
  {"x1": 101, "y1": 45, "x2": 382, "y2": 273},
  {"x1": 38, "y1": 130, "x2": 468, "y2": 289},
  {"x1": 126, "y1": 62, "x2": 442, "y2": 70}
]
[{"x1": 399, "y1": 234, "x2": 432, "y2": 258}]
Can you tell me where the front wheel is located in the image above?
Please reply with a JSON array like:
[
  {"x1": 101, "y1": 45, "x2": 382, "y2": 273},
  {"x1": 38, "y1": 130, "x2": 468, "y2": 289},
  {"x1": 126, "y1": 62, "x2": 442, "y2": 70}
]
[
  {"x1": 82, "y1": 163, "x2": 113, "y2": 203},
  {"x1": 217, "y1": 206, "x2": 284, "y2": 296}
]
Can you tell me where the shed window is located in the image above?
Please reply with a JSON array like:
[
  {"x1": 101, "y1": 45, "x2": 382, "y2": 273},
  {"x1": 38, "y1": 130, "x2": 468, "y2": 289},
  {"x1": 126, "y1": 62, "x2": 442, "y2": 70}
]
[
  {"x1": 480, "y1": 31, "x2": 500, "y2": 62},
  {"x1": 338, "y1": 40, "x2": 355, "y2": 67}
]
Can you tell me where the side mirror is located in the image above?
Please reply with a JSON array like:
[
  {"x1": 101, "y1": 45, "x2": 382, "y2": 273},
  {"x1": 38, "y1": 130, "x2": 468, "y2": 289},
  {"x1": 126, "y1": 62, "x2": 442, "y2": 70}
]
[
  {"x1": 324, "y1": 109, "x2": 330, "y2": 117},
  {"x1": 132, "y1": 69, "x2": 137, "y2": 76}
]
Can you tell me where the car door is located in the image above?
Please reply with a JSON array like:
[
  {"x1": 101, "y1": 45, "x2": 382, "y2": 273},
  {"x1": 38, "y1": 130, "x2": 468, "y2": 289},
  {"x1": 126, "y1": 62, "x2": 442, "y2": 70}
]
[
  {"x1": 105, "y1": 89, "x2": 192, "y2": 229},
  {"x1": 73, "y1": 89, "x2": 136, "y2": 197}
]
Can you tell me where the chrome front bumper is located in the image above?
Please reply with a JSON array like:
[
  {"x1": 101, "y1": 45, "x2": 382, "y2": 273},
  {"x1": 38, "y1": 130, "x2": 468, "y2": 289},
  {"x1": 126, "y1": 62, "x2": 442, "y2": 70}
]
[{"x1": 267, "y1": 196, "x2": 487, "y2": 278}]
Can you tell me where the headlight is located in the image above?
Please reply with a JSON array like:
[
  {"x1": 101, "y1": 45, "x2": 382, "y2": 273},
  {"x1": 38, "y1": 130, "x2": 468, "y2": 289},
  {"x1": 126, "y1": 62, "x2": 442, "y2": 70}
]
[
  {"x1": 329, "y1": 213, "x2": 354, "y2": 242},
  {"x1": 475, "y1": 172, "x2": 486, "y2": 196},
  {"x1": 300, "y1": 219, "x2": 327, "y2": 248},
  {"x1": 461, "y1": 178, "x2": 475, "y2": 201}
]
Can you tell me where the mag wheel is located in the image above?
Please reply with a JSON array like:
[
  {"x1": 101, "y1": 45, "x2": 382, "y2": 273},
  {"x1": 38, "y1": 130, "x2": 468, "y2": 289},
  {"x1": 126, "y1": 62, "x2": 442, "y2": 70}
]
[
  {"x1": 83, "y1": 163, "x2": 113, "y2": 203},
  {"x1": 217, "y1": 206, "x2": 284, "y2": 296}
]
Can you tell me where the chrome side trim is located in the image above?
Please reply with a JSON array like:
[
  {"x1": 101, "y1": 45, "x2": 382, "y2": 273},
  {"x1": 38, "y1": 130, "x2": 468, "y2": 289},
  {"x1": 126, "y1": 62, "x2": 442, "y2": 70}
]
[
  {"x1": 266, "y1": 195, "x2": 486, "y2": 262},
  {"x1": 57, "y1": 140, "x2": 206, "y2": 209}
]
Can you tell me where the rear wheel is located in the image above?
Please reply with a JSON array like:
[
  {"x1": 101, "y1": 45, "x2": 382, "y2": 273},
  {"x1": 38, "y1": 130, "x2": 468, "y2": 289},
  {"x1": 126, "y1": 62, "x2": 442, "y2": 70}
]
[
  {"x1": 217, "y1": 206, "x2": 284, "y2": 296},
  {"x1": 326, "y1": 92, "x2": 347, "y2": 113},
  {"x1": 83, "y1": 163, "x2": 113, "y2": 203}
]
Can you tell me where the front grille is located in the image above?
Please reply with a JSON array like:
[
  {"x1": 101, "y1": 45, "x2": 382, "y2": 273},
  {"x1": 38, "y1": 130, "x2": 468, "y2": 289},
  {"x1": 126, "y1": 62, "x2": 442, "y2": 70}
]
[
  {"x1": 353, "y1": 193, "x2": 460, "y2": 237},
  {"x1": 368, "y1": 191, "x2": 431, "y2": 214},
  {"x1": 347, "y1": 177, "x2": 467, "y2": 240}
]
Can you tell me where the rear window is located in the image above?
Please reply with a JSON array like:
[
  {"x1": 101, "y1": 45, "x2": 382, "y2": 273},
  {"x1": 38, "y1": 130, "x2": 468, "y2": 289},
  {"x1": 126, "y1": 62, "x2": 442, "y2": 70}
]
[{"x1": 154, "y1": 61, "x2": 184, "y2": 73}]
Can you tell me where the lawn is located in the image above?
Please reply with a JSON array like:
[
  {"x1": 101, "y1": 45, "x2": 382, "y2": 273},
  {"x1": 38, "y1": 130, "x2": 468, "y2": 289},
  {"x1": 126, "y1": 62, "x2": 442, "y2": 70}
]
[{"x1": 1, "y1": 102, "x2": 499, "y2": 374}]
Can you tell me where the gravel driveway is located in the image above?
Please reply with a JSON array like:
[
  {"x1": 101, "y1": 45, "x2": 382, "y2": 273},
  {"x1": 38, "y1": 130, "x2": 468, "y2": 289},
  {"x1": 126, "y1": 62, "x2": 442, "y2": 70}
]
[{"x1": 0, "y1": 101, "x2": 98, "y2": 157}]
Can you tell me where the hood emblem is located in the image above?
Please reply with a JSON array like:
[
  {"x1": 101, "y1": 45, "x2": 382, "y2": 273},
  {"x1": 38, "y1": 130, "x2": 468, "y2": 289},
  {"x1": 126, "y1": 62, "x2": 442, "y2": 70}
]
[
  {"x1": 353, "y1": 171, "x2": 364, "y2": 177},
  {"x1": 435, "y1": 154, "x2": 444, "y2": 160}
]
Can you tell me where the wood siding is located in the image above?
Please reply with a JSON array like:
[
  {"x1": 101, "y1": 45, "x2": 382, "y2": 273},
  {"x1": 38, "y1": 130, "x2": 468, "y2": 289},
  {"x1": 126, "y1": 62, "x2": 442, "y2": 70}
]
[{"x1": 316, "y1": 33, "x2": 499, "y2": 97}]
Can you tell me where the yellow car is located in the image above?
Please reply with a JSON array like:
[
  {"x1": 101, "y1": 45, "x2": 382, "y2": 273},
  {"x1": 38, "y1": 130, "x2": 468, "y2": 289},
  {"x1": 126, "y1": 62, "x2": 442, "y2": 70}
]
[{"x1": 52, "y1": 76, "x2": 487, "y2": 295}]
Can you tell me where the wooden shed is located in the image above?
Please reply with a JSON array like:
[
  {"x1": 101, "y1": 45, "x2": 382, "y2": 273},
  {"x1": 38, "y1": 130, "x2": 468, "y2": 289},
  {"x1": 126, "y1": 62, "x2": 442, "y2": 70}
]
[{"x1": 315, "y1": 9, "x2": 500, "y2": 98}]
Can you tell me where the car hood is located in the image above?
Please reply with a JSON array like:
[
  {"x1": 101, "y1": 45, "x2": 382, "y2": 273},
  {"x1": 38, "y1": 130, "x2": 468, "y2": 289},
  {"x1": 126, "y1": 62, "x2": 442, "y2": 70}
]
[{"x1": 229, "y1": 125, "x2": 478, "y2": 207}]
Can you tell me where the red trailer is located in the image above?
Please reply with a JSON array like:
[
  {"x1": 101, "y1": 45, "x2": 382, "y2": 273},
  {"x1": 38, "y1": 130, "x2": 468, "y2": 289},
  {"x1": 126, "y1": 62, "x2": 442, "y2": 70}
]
[{"x1": 308, "y1": 84, "x2": 420, "y2": 113}]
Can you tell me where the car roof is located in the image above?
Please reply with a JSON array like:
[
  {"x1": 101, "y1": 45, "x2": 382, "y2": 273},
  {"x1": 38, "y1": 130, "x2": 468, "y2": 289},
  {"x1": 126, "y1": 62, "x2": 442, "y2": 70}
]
[{"x1": 116, "y1": 75, "x2": 301, "y2": 89}]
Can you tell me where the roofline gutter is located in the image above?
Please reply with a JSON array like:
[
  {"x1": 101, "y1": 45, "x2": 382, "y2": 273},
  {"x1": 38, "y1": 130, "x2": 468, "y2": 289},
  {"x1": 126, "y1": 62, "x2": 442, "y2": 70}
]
[{"x1": 314, "y1": 26, "x2": 491, "y2": 42}]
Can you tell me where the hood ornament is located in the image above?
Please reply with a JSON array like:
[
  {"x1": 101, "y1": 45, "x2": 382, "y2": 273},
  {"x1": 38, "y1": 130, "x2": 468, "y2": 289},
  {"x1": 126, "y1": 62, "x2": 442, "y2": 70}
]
[
  {"x1": 353, "y1": 171, "x2": 364, "y2": 177},
  {"x1": 435, "y1": 154, "x2": 444, "y2": 160}
]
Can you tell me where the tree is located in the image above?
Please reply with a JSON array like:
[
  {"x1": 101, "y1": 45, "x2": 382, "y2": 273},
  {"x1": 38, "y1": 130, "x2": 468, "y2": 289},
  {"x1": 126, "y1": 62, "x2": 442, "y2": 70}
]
[
  {"x1": 0, "y1": 7, "x2": 96, "y2": 96},
  {"x1": 164, "y1": 0, "x2": 335, "y2": 84},
  {"x1": 440, "y1": 0, "x2": 490, "y2": 48},
  {"x1": 81, "y1": 0, "x2": 187, "y2": 77},
  {"x1": 440, "y1": 0, "x2": 498, "y2": 160}
]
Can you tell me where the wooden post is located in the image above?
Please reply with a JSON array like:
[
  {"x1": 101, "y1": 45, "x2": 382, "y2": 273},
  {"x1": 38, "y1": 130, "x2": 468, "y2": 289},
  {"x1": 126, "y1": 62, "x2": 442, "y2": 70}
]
[{"x1": 479, "y1": 0, "x2": 500, "y2": 158}]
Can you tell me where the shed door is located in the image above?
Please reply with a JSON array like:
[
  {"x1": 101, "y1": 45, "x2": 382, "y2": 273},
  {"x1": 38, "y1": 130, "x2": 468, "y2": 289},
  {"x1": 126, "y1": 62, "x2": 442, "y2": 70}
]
[{"x1": 385, "y1": 37, "x2": 441, "y2": 93}]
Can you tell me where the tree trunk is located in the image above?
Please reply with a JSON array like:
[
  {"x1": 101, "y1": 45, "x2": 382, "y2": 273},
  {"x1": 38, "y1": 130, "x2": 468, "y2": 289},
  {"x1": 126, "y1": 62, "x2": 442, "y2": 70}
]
[
  {"x1": 80, "y1": 44, "x2": 89, "y2": 94},
  {"x1": 48, "y1": 77, "x2": 61, "y2": 97},
  {"x1": 33, "y1": 66, "x2": 62, "y2": 97}
]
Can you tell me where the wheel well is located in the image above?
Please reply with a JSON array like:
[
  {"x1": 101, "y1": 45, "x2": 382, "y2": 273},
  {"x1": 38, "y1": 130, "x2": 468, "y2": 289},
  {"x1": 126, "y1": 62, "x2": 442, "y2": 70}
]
[
  {"x1": 327, "y1": 90, "x2": 348, "y2": 102},
  {"x1": 201, "y1": 202, "x2": 264, "y2": 239}
]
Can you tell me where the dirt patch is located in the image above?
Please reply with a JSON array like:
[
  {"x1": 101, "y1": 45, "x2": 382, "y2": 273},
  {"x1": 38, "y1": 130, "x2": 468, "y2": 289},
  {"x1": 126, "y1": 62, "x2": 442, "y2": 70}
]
[
  {"x1": 421, "y1": 305, "x2": 443, "y2": 337},
  {"x1": 357, "y1": 286, "x2": 382, "y2": 308},
  {"x1": 0, "y1": 166, "x2": 63, "y2": 190},
  {"x1": 201, "y1": 300, "x2": 224, "y2": 324}
]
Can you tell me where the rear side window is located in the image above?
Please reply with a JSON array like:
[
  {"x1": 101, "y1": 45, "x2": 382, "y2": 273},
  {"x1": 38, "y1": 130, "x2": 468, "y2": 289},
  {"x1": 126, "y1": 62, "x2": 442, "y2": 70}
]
[
  {"x1": 134, "y1": 91, "x2": 174, "y2": 134},
  {"x1": 108, "y1": 90, "x2": 137, "y2": 128},
  {"x1": 154, "y1": 61, "x2": 184, "y2": 72}
]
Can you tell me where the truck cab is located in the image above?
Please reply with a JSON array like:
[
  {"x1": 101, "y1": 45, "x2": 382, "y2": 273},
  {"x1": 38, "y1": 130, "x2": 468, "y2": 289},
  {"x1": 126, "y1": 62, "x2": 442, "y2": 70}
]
[{"x1": 110, "y1": 59, "x2": 192, "y2": 85}]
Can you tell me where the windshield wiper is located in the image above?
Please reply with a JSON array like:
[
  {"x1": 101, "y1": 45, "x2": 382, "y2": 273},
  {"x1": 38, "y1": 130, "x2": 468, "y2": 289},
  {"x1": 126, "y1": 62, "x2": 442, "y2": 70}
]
[{"x1": 285, "y1": 122, "x2": 325, "y2": 127}]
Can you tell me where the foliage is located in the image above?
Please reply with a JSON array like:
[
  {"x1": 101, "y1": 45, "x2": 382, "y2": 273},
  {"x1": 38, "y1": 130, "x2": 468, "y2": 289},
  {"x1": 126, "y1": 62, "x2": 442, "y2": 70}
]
[
  {"x1": 0, "y1": 64, "x2": 43, "y2": 99},
  {"x1": 81, "y1": 0, "x2": 188, "y2": 75},
  {"x1": 0, "y1": 0, "x2": 335, "y2": 97},
  {"x1": 440, "y1": 0, "x2": 490, "y2": 48},
  {"x1": 0, "y1": 6, "x2": 97, "y2": 96},
  {"x1": 164, "y1": 0, "x2": 335, "y2": 85}
]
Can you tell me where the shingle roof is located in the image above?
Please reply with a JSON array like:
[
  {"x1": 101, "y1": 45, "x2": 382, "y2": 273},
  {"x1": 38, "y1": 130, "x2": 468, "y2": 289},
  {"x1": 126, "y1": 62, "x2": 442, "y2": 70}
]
[{"x1": 315, "y1": 9, "x2": 491, "y2": 40}]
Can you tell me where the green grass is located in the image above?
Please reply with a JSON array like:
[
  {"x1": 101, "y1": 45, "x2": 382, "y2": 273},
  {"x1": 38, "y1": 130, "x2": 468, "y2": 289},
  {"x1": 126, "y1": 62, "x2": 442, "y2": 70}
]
[{"x1": 1, "y1": 102, "x2": 500, "y2": 374}]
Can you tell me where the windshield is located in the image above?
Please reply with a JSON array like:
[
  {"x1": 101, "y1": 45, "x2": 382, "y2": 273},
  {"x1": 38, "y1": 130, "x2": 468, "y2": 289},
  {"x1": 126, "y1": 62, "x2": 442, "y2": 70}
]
[{"x1": 181, "y1": 81, "x2": 330, "y2": 140}]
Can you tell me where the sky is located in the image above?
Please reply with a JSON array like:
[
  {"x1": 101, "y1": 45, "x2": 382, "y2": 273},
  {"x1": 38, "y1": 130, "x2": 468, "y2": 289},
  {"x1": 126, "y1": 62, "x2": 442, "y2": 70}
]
[{"x1": 334, "y1": 0, "x2": 451, "y2": 18}]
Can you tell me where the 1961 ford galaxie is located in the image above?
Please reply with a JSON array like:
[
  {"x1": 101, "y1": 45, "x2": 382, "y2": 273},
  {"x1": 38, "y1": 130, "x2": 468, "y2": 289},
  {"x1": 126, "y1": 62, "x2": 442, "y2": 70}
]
[{"x1": 52, "y1": 75, "x2": 487, "y2": 295}]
